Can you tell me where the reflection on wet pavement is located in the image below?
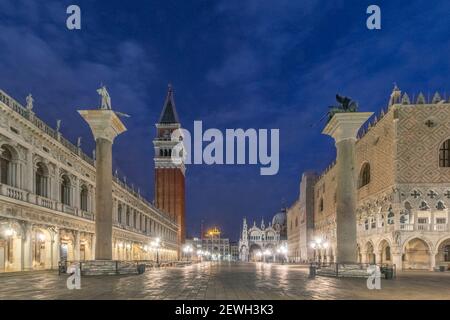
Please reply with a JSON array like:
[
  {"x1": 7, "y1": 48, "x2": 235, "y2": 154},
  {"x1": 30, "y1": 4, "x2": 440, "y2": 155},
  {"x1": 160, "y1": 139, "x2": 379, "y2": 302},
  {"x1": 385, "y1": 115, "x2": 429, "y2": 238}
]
[{"x1": 0, "y1": 262, "x2": 449, "y2": 299}]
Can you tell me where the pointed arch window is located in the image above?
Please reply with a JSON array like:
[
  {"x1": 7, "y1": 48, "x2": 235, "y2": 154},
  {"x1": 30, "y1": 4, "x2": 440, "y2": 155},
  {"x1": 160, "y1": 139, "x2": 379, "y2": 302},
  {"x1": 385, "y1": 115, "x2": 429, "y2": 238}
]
[
  {"x1": 439, "y1": 139, "x2": 450, "y2": 167},
  {"x1": 359, "y1": 163, "x2": 371, "y2": 188},
  {"x1": 387, "y1": 207, "x2": 395, "y2": 225},
  {"x1": 436, "y1": 201, "x2": 446, "y2": 210}
]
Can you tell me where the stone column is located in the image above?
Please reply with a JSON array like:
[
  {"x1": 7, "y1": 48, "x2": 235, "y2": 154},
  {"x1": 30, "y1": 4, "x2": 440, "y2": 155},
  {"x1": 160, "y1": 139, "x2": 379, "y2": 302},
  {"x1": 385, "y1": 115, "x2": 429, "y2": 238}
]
[
  {"x1": 392, "y1": 253, "x2": 402, "y2": 270},
  {"x1": 78, "y1": 110, "x2": 126, "y2": 260},
  {"x1": 322, "y1": 112, "x2": 373, "y2": 264}
]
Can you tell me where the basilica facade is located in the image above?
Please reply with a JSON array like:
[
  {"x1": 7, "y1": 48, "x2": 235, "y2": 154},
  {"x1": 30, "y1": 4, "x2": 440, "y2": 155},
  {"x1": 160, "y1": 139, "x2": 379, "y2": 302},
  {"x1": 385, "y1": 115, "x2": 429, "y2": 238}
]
[
  {"x1": 287, "y1": 86, "x2": 450, "y2": 270},
  {"x1": 239, "y1": 209, "x2": 287, "y2": 261},
  {"x1": 0, "y1": 88, "x2": 180, "y2": 272}
]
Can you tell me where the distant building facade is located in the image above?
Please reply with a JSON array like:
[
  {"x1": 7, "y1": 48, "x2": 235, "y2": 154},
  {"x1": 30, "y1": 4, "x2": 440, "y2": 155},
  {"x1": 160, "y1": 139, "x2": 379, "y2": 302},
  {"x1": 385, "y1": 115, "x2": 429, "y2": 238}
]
[
  {"x1": 287, "y1": 172, "x2": 317, "y2": 263},
  {"x1": 0, "y1": 88, "x2": 179, "y2": 272},
  {"x1": 239, "y1": 209, "x2": 287, "y2": 262},
  {"x1": 288, "y1": 87, "x2": 450, "y2": 270}
]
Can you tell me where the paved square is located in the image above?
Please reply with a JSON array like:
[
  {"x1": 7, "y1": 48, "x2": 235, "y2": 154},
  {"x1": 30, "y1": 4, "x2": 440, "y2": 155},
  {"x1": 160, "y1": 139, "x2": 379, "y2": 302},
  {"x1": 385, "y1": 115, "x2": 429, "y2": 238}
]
[{"x1": 0, "y1": 262, "x2": 449, "y2": 300}]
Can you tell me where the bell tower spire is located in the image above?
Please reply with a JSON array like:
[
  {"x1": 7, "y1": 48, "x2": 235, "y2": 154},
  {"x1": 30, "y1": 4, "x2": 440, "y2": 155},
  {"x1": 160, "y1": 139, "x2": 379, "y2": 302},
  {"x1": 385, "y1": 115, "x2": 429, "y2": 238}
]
[{"x1": 153, "y1": 84, "x2": 186, "y2": 257}]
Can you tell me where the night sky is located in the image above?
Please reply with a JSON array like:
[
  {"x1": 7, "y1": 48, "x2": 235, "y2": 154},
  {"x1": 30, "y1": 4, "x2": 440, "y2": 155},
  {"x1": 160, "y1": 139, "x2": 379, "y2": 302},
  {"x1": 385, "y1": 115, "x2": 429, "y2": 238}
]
[{"x1": 0, "y1": 1, "x2": 449, "y2": 240}]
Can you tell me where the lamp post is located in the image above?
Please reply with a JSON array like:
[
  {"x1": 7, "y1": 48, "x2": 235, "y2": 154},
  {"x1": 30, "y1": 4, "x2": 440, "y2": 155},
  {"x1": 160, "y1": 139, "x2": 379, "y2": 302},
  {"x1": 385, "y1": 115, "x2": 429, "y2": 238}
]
[
  {"x1": 277, "y1": 244, "x2": 288, "y2": 264},
  {"x1": 183, "y1": 245, "x2": 193, "y2": 261},
  {"x1": 310, "y1": 238, "x2": 329, "y2": 266},
  {"x1": 151, "y1": 237, "x2": 161, "y2": 265},
  {"x1": 263, "y1": 249, "x2": 271, "y2": 263},
  {"x1": 255, "y1": 250, "x2": 262, "y2": 262}
]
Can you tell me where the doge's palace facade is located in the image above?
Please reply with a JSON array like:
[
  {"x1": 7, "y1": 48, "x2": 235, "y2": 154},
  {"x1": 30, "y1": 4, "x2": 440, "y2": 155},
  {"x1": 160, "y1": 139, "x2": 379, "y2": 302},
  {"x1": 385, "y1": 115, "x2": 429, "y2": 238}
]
[
  {"x1": 0, "y1": 89, "x2": 178, "y2": 272},
  {"x1": 307, "y1": 87, "x2": 450, "y2": 271}
]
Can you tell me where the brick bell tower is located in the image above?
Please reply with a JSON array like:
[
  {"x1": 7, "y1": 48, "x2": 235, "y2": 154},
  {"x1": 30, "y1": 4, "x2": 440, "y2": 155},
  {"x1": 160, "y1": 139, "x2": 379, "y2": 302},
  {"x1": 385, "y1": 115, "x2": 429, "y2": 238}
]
[{"x1": 153, "y1": 84, "x2": 186, "y2": 257}]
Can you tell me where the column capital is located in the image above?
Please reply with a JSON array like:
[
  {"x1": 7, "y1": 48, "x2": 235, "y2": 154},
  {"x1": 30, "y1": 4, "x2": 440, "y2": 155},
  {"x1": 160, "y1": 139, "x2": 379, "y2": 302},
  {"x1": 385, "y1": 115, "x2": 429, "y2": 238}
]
[
  {"x1": 322, "y1": 112, "x2": 373, "y2": 142},
  {"x1": 78, "y1": 109, "x2": 127, "y2": 143}
]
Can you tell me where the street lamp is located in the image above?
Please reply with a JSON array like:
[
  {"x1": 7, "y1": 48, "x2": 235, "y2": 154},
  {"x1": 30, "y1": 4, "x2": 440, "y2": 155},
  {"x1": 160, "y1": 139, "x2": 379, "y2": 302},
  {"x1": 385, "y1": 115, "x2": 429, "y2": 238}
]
[
  {"x1": 263, "y1": 249, "x2": 271, "y2": 263},
  {"x1": 4, "y1": 228, "x2": 14, "y2": 237},
  {"x1": 150, "y1": 237, "x2": 161, "y2": 264},
  {"x1": 310, "y1": 238, "x2": 329, "y2": 265},
  {"x1": 255, "y1": 250, "x2": 262, "y2": 262},
  {"x1": 277, "y1": 244, "x2": 288, "y2": 264},
  {"x1": 183, "y1": 245, "x2": 193, "y2": 261}
]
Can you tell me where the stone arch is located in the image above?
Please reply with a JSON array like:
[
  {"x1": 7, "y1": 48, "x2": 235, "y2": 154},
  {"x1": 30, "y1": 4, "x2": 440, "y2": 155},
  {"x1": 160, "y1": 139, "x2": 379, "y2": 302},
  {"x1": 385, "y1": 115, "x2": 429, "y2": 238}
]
[
  {"x1": 59, "y1": 229, "x2": 75, "y2": 261},
  {"x1": 356, "y1": 243, "x2": 362, "y2": 263},
  {"x1": 60, "y1": 174, "x2": 72, "y2": 206},
  {"x1": 435, "y1": 236, "x2": 450, "y2": 269},
  {"x1": 378, "y1": 239, "x2": 392, "y2": 264},
  {"x1": 31, "y1": 227, "x2": 53, "y2": 269},
  {"x1": 402, "y1": 237, "x2": 433, "y2": 270},
  {"x1": 0, "y1": 144, "x2": 20, "y2": 187},
  {"x1": 249, "y1": 243, "x2": 262, "y2": 262},
  {"x1": 365, "y1": 241, "x2": 376, "y2": 264}
]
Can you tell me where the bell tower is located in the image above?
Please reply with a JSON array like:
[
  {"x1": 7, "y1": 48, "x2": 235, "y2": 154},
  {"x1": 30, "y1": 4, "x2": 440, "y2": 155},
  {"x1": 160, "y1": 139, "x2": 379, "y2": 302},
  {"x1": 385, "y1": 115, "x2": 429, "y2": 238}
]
[{"x1": 153, "y1": 84, "x2": 186, "y2": 255}]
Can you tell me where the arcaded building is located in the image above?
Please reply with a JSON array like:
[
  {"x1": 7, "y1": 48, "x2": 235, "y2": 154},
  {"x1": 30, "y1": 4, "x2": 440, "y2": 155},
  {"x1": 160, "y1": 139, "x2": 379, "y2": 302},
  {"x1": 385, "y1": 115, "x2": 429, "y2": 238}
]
[
  {"x1": 289, "y1": 87, "x2": 450, "y2": 270},
  {"x1": 0, "y1": 88, "x2": 179, "y2": 272}
]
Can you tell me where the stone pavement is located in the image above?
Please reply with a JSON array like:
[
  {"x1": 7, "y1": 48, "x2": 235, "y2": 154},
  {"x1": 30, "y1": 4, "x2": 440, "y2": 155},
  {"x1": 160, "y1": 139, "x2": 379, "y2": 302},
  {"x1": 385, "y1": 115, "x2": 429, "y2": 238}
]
[{"x1": 0, "y1": 262, "x2": 449, "y2": 300}]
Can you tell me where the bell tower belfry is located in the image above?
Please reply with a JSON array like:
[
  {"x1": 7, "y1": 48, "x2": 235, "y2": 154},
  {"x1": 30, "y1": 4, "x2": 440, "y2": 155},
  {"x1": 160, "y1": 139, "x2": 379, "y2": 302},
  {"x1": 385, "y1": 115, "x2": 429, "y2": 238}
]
[{"x1": 153, "y1": 84, "x2": 186, "y2": 254}]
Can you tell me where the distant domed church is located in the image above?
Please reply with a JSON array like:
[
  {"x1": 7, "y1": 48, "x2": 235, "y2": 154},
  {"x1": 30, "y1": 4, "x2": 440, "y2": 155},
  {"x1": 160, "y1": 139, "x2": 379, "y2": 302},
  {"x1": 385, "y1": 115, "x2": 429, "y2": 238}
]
[{"x1": 238, "y1": 208, "x2": 288, "y2": 262}]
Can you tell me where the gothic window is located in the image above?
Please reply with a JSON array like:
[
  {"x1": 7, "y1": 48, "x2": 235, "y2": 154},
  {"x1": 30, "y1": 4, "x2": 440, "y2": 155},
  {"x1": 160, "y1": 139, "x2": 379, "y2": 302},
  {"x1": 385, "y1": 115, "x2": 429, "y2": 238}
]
[
  {"x1": 439, "y1": 139, "x2": 450, "y2": 167},
  {"x1": 387, "y1": 208, "x2": 395, "y2": 225},
  {"x1": 60, "y1": 175, "x2": 71, "y2": 206},
  {"x1": 319, "y1": 198, "x2": 324, "y2": 212},
  {"x1": 364, "y1": 219, "x2": 369, "y2": 230},
  {"x1": 80, "y1": 185, "x2": 88, "y2": 211},
  {"x1": 419, "y1": 201, "x2": 430, "y2": 210},
  {"x1": 380, "y1": 214, "x2": 385, "y2": 228},
  {"x1": 385, "y1": 246, "x2": 391, "y2": 261},
  {"x1": 436, "y1": 201, "x2": 446, "y2": 210},
  {"x1": 445, "y1": 245, "x2": 450, "y2": 262},
  {"x1": 159, "y1": 149, "x2": 163, "y2": 157},
  {"x1": 359, "y1": 163, "x2": 370, "y2": 188},
  {"x1": 0, "y1": 146, "x2": 12, "y2": 185},
  {"x1": 35, "y1": 163, "x2": 49, "y2": 197},
  {"x1": 370, "y1": 217, "x2": 376, "y2": 229}
]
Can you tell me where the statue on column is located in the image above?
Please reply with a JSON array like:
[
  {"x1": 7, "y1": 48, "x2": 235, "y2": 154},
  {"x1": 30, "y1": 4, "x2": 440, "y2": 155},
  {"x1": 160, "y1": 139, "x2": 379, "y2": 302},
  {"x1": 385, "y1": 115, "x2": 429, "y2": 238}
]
[
  {"x1": 326, "y1": 94, "x2": 358, "y2": 122},
  {"x1": 97, "y1": 86, "x2": 112, "y2": 110}
]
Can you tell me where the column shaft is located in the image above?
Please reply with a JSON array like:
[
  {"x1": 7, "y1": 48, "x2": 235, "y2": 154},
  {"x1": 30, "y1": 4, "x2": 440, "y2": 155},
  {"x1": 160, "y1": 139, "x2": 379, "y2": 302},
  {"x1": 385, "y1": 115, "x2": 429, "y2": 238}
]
[
  {"x1": 335, "y1": 139, "x2": 357, "y2": 263},
  {"x1": 95, "y1": 138, "x2": 113, "y2": 260}
]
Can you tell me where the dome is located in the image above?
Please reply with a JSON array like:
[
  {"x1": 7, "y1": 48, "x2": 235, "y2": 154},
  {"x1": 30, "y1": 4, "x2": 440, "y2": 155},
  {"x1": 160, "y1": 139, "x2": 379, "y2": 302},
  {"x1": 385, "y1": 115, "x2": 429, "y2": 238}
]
[{"x1": 272, "y1": 208, "x2": 287, "y2": 227}]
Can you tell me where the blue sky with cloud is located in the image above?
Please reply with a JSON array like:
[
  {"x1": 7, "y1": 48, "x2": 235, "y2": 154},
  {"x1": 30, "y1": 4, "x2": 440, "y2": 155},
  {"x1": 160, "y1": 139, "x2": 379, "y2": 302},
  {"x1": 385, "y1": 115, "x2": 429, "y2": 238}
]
[{"x1": 0, "y1": 0, "x2": 449, "y2": 240}]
